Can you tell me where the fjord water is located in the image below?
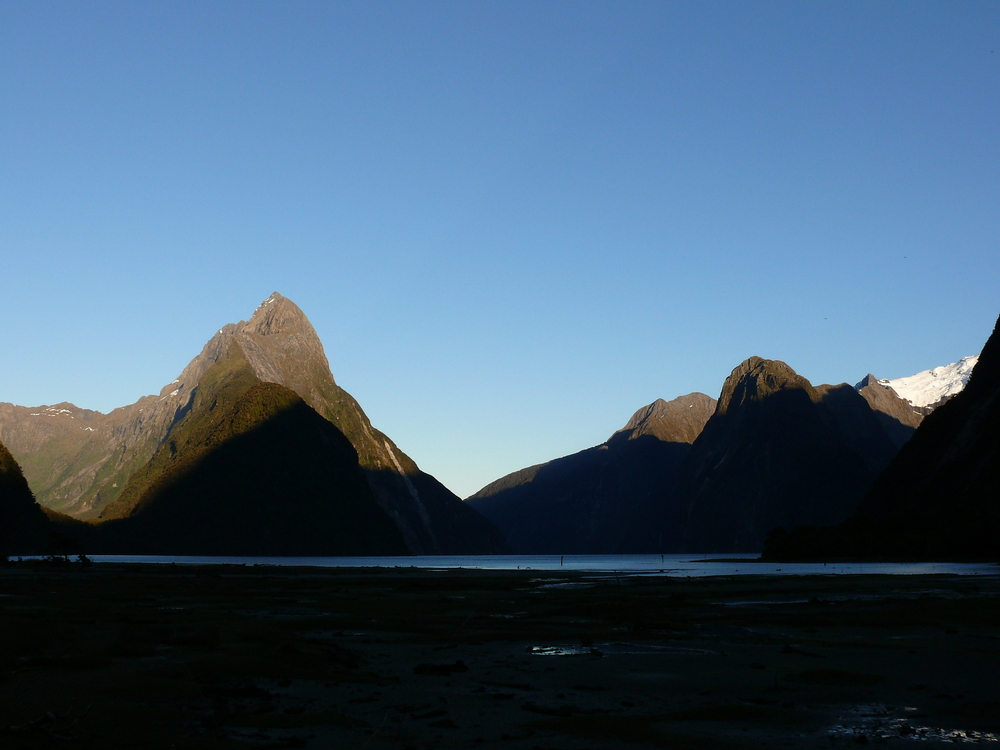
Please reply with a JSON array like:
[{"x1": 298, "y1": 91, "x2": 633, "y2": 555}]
[{"x1": 82, "y1": 553, "x2": 999, "y2": 577}]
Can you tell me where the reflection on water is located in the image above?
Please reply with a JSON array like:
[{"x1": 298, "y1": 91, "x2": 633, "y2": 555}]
[{"x1": 78, "y1": 553, "x2": 1000, "y2": 577}]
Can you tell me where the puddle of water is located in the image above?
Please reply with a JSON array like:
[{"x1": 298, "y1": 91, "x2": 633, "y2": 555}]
[
  {"x1": 530, "y1": 642, "x2": 718, "y2": 656},
  {"x1": 828, "y1": 704, "x2": 999, "y2": 743}
]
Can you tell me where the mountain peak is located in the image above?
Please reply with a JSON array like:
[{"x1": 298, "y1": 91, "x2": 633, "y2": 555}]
[
  {"x1": 717, "y1": 357, "x2": 815, "y2": 415},
  {"x1": 854, "y1": 373, "x2": 881, "y2": 390},
  {"x1": 611, "y1": 393, "x2": 717, "y2": 444},
  {"x1": 156, "y1": 293, "x2": 329, "y2": 404},
  {"x1": 245, "y1": 292, "x2": 312, "y2": 337},
  {"x1": 880, "y1": 354, "x2": 979, "y2": 410},
  {"x1": 852, "y1": 370, "x2": 923, "y2": 445}
]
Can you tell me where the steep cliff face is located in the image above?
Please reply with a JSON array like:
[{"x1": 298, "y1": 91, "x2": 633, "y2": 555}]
[
  {"x1": 157, "y1": 293, "x2": 504, "y2": 554},
  {"x1": 678, "y1": 358, "x2": 903, "y2": 553},
  {"x1": 845, "y1": 314, "x2": 1000, "y2": 559},
  {"x1": 94, "y1": 344, "x2": 408, "y2": 555},
  {"x1": 0, "y1": 440, "x2": 52, "y2": 555},
  {"x1": 467, "y1": 393, "x2": 716, "y2": 553}
]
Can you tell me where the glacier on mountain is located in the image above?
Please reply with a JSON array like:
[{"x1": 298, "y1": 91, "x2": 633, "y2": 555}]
[{"x1": 881, "y1": 355, "x2": 979, "y2": 409}]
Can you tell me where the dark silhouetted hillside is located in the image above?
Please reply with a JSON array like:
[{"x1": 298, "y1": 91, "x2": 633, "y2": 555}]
[
  {"x1": 765, "y1": 313, "x2": 1000, "y2": 561},
  {"x1": 467, "y1": 394, "x2": 716, "y2": 553},
  {"x1": 0, "y1": 440, "x2": 52, "y2": 555},
  {"x1": 678, "y1": 358, "x2": 910, "y2": 553}
]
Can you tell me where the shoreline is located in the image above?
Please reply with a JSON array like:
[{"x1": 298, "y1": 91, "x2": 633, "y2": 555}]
[
  {"x1": 3, "y1": 565, "x2": 999, "y2": 748},
  {"x1": 7, "y1": 552, "x2": 997, "y2": 577}
]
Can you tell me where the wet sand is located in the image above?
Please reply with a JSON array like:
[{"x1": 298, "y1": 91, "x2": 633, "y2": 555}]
[{"x1": 2, "y1": 562, "x2": 999, "y2": 748}]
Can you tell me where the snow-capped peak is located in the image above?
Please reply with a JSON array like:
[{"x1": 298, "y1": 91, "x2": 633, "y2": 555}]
[{"x1": 880, "y1": 355, "x2": 979, "y2": 409}]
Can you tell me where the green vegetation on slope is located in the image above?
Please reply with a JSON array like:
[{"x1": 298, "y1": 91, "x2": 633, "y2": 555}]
[
  {"x1": 93, "y1": 342, "x2": 408, "y2": 555},
  {"x1": 99, "y1": 342, "x2": 265, "y2": 522}
]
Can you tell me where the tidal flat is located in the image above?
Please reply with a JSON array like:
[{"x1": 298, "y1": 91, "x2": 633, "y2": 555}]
[{"x1": 2, "y1": 563, "x2": 999, "y2": 749}]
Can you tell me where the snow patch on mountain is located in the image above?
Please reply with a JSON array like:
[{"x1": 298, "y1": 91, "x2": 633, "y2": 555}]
[{"x1": 880, "y1": 355, "x2": 979, "y2": 409}]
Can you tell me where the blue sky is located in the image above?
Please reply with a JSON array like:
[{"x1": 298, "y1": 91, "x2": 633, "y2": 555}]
[{"x1": 3, "y1": 1, "x2": 998, "y2": 498}]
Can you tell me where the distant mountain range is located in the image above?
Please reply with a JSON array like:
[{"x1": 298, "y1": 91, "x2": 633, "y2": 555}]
[
  {"x1": 0, "y1": 294, "x2": 505, "y2": 556},
  {"x1": 470, "y1": 356, "x2": 930, "y2": 554},
  {"x1": 2, "y1": 293, "x2": 993, "y2": 559}
]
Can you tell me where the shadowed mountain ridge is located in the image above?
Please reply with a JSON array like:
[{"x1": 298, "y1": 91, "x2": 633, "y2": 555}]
[
  {"x1": 467, "y1": 393, "x2": 717, "y2": 553},
  {"x1": 764, "y1": 312, "x2": 1000, "y2": 560},
  {"x1": 92, "y1": 342, "x2": 408, "y2": 555},
  {"x1": 470, "y1": 356, "x2": 919, "y2": 555},
  {"x1": 678, "y1": 357, "x2": 909, "y2": 552}
]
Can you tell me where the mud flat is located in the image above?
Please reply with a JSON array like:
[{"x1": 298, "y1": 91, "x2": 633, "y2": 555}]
[{"x1": 2, "y1": 562, "x2": 1000, "y2": 748}]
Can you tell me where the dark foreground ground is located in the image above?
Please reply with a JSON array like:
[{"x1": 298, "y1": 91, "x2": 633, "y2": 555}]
[{"x1": 2, "y1": 562, "x2": 1000, "y2": 749}]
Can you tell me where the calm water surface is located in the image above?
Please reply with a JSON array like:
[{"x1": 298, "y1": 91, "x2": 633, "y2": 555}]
[{"x1": 83, "y1": 553, "x2": 1000, "y2": 577}]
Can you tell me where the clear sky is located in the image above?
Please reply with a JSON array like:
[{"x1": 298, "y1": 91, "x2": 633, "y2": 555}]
[{"x1": 3, "y1": 2, "x2": 998, "y2": 499}]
